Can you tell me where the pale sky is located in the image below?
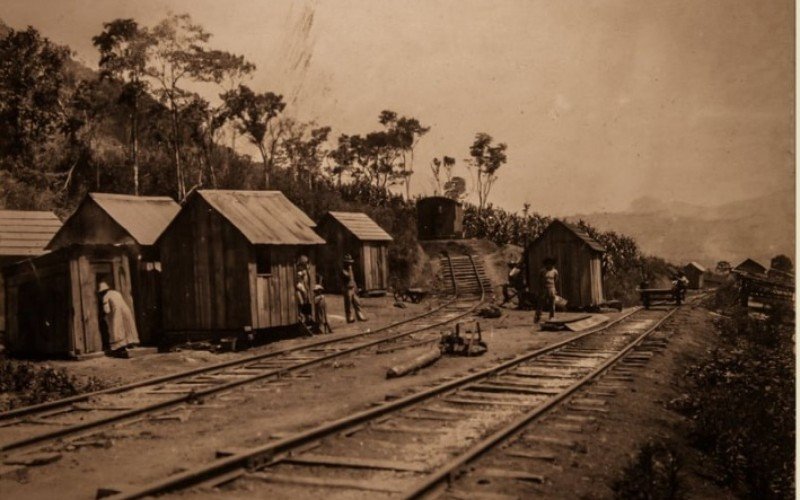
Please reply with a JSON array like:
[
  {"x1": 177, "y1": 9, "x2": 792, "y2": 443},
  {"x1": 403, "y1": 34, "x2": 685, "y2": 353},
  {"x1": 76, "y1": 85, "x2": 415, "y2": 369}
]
[{"x1": 2, "y1": 0, "x2": 794, "y2": 215}]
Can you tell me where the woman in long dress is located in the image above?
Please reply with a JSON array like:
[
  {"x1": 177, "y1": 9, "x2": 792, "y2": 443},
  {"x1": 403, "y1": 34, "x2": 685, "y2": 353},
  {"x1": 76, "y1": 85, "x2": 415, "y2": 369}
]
[{"x1": 98, "y1": 281, "x2": 140, "y2": 352}]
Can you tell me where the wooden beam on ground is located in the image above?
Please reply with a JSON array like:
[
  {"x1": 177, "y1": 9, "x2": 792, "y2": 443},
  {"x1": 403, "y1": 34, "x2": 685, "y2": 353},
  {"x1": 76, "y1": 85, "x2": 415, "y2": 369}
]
[{"x1": 282, "y1": 453, "x2": 427, "y2": 472}]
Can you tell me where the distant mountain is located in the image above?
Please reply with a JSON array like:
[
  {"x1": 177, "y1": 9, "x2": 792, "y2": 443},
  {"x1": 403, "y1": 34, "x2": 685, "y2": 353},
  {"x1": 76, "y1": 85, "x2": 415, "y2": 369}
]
[{"x1": 570, "y1": 190, "x2": 795, "y2": 269}]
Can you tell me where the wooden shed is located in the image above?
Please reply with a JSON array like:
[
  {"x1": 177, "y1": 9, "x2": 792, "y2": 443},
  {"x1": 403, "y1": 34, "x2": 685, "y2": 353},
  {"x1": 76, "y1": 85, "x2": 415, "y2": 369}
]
[
  {"x1": 46, "y1": 193, "x2": 180, "y2": 345},
  {"x1": 158, "y1": 190, "x2": 324, "y2": 342},
  {"x1": 683, "y1": 262, "x2": 706, "y2": 289},
  {"x1": 524, "y1": 220, "x2": 605, "y2": 310},
  {"x1": 0, "y1": 210, "x2": 62, "y2": 337},
  {"x1": 3, "y1": 245, "x2": 134, "y2": 357},
  {"x1": 734, "y1": 258, "x2": 767, "y2": 276},
  {"x1": 315, "y1": 211, "x2": 393, "y2": 293},
  {"x1": 417, "y1": 196, "x2": 464, "y2": 240}
]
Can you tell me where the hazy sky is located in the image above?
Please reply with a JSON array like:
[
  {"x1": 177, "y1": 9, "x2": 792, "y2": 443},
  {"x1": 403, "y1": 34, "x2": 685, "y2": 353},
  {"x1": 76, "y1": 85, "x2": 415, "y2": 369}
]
[{"x1": 2, "y1": 0, "x2": 794, "y2": 215}]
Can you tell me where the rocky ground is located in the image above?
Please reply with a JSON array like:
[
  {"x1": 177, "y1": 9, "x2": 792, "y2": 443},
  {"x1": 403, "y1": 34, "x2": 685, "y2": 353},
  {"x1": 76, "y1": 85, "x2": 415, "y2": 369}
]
[{"x1": 0, "y1": 296, "x2": 735, "y2": 499}]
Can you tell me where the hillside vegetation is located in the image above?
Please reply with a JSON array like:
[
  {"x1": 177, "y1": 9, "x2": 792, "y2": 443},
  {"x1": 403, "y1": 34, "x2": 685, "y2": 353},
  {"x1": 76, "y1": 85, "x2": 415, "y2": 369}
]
[{"x1": 0, "y1": 18, "x2": 672, "y2": 301}]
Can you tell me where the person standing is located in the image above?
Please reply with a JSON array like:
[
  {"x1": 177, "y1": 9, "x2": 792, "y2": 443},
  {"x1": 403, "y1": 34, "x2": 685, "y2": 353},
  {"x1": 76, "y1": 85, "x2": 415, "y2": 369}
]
[
  {"x1": 341, "y1": 254, "x2": 367, "y2": 323},
  {"x1": 98, "y1": 281, "x2": 140, "y2": 355},
  {"x1": 295, "y1": 255, "x2": 313, "y2": 324},
  {"x1": 534, "y1": 258, "x2": 560, "y2": 323},
  {"x1": 313, "y1": 284, "x2": 332, "y2": 333}
]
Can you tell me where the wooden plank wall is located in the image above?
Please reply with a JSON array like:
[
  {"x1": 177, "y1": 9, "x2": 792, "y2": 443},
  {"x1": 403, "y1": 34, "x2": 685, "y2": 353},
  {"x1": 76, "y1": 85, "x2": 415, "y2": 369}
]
[
  {"x1": 131, "y1": 257, "x2": 161, "y2": 345},
  {"x1": 4, "y1": 249, "x2": 134, "y2": 356},
  {"x1": 417, "y1": 199, "x2": 462, "y2": 240},
  {"x1": 252, "y1": 246, "x2": 315, "y2": 330},
  {"x1": 361, "y1": 243, "x2": 388, "y2": 291},
  {"x1": 526, "y1": 224, "x2": 604, "y2": 309},
  {"x1": 161, "y1": 198, "x2": 255, "y2": 334},
  {"x1": 316, "y1": 217, "x2": 389, "y2": 292},
  {"x1": 316, "y1": 219, "x2": 343, "y2": 292}
]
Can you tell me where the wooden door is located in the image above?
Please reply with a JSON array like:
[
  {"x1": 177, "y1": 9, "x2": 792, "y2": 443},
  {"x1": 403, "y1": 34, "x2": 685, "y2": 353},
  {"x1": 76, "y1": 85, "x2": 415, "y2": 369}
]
[{"x1": 92, "y1": 262, "x2": 114, "y2": 350}]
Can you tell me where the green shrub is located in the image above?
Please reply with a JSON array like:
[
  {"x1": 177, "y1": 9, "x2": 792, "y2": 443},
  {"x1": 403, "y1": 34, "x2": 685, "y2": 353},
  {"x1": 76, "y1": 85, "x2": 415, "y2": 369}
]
[
  {"x1": 674, "y1": 308, "x2": 794, "y2": 499},
  {"x1": 0, "y1": 359, "x2": 106, "y2": 410},
  {"x1": 612, "y1": 439, "x2": 683, "y2": 500}
]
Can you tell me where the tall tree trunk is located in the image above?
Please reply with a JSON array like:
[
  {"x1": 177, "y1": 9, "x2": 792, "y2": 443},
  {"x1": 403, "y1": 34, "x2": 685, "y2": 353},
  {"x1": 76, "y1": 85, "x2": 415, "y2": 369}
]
[
  {"x1": 131, "y1": 97, "x2": 140, "y2": 196},
  {"x1": 204, "y1": 139, "x2": 217, "y2": 188},
  {"x1": 258, "y1": 144, "x2": 270, "y2": 189},
  {"x1": 170, "y1": 104, "x2": 185, "y2": 199}
]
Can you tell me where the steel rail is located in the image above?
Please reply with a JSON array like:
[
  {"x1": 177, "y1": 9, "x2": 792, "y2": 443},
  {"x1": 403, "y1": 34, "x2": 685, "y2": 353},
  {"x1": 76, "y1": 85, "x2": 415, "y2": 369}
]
[
  {"x1": 1, "y1": 257, "x2": 465, "y2": 422},
  {"x1": 105, "y1": 306, "x2": 642, "y2": 500},
  {"x1": 2, "y1": 254, "x2": 488, "y2": 455},
  {"x1": 403, "y1": 306, "x2": 679, "y2": 499}
]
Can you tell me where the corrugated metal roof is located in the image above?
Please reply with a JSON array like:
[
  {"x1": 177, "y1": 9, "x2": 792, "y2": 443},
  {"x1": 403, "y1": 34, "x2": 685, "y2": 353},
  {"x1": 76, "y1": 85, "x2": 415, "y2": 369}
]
[
  {"x1": 327, "y1": 212, "x2": 393, "y2": 242},
  {"x1": 54, "y1": 193, "x2": 181, "y2": 247},
  {"x1": 560, "y1": 221, "x2": 606, "y2": 253},
  {"x1": 0, "y1": 210, "x2": 62, "y2": 257},
  {"x1": 685, "y1": 261, "x2": 706, "y2": 272},
  {"x1": 198, "y1": 190, "x2": 324, "y2": 245}
]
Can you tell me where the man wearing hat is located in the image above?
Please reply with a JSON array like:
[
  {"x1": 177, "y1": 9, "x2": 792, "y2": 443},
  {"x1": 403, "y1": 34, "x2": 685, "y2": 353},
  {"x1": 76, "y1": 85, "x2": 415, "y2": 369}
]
[
  {"x1": 313, "y1": 284, "x2": 332, "y2": 333},
  {"x1": 98, "y1": 280, "x2": 140, "y2": 355},
  {"x1": 341, "y1": 254, "x2": 367, "y2": 323}
]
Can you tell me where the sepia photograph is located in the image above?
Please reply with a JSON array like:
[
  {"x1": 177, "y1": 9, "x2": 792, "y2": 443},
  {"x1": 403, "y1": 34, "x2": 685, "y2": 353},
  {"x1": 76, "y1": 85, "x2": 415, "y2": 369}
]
[{"x1": 0, "y1": 1, "x2": 794, "y2": 499}]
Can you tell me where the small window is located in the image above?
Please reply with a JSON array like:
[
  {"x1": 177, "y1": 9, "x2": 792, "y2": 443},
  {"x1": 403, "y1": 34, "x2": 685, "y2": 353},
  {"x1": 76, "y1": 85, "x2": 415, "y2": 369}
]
[{"x1": 256, "y1": 248, "x2": 272, "y2": 276}]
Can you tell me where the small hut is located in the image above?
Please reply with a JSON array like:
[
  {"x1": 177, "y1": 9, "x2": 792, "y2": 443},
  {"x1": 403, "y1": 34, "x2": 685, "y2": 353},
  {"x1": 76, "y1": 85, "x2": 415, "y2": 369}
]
[
  {"x1": 733, "y1": 258, "x2": 767, "y2": 276},
  {"x1": 524, "y1": 220, "x2": 605, "y2": 309},
  {"x1": 158, "y1": 190, "x2": 324, "y2": 342},
  {"x1": 683, "y1": 262, "x2": 706, "y2": 289},
  {"x1": 315, "y1": 211, "x2": 393, "y2": 294},
  {"x1": 0, "y1": 210, "x2": 62, "y2": 336},
  {"x1": 46, "y1": 193, "x2": 180, "y2": 344},
  {"x1": 417, "y1": 196, "x2": 464, "y2": 240},
  {"x1": 3, "y1": 245, "x2": 133, "y2": 357}
]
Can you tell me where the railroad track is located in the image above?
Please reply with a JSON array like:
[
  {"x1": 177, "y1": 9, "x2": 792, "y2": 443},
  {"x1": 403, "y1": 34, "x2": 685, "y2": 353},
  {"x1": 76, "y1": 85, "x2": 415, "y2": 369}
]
[
  {"x1": 100, "y1": 304, "x2": 681, "y2": 499},
  {"x1": 0, "y1": 254, "x2": 486, "y2": 463}
]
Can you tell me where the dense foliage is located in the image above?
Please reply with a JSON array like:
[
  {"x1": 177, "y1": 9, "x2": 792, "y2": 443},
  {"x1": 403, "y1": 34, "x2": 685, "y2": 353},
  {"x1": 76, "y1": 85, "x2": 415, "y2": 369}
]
[
  {"x1": 0, "y1": 20, "x2": 666, "y2": 295},
  {"x1": 672, "y1": 303, "x2": 794, "y2": 499},
  {"x1": 0, "y1": 359, "x2": 105, "y2": 410},
  {"x1": 462, "y1": 203, "x2": 674, "y2": 304},
  {"x1": 612, "y1": 439, "x2": 683, "y2": 500}
]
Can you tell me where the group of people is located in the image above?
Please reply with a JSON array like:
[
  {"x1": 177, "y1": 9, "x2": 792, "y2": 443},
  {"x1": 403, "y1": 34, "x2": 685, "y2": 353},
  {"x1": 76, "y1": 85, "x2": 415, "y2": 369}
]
[
  {"x1": 502, "y1": 257, "x2": 561, "y2": 324},
  {"x1": 295, "y1": 253, "x2": 368, "y2": 334}
]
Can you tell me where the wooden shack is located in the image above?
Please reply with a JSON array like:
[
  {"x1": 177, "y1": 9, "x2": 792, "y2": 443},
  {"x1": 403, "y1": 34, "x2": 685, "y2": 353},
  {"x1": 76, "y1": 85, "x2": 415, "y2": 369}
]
[
  {"x1": 524, "y1": 220, "x2": 605, "y2": 310},
  {"x1": 683, "y1": 262, "x2": 706, "y2": 289},
  {"x1": 0, "y1": 210, "x2": 62, "y2": 337},
  {"x1": 46, "y1": 193, "x2": 180, "y2": 344},
  {"x1": 417, "y1": 196, "x2": 464, "y2": 240},
  {"x1": 158, "y1": 190, "x2": 324, "y2": 342},
  {"x1": 315, "y1": 211, "x2": 393, "y2": 293},
  {"x1": 3, "y1": 245, "x2": 134, "y2": 357},
  {"x1": 734, "y1": 258, "x2": 767, "y2": 276}
]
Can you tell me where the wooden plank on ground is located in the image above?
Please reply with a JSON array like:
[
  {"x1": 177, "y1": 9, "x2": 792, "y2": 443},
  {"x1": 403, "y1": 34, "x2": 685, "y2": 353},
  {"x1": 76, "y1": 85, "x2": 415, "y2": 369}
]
[
  {"x1": 282, "y1": 454, "x2": 427, "y2": 472},
  {"x1": 247, "y1": 472, "x2": 404, "y2": 493},
  {"x1": 479, "y1": 467, "x2": 545, "y2": 483}
]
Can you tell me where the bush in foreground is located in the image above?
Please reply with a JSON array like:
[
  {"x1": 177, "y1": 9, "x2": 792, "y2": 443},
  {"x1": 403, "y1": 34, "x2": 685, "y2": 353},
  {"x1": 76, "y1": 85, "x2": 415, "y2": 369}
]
[
  {"x1": 612, "y1": 439, "x2": 683, "y2": 500},
  {"x1": 0, "y1": 359, "x2": 106, "y2": 411},
  {"x1": 674, "y1": 304, "x2": 794, "y2": 499}
]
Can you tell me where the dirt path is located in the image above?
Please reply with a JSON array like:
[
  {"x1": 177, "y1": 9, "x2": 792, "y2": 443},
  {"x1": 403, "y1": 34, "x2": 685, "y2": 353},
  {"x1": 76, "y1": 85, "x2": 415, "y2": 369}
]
[
  {"x1": 1, "y1": 303, "x2": 599, "y2": 499},
  {"x1": 0, "y1": 303, "x2": 730, "y2": 500}
]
